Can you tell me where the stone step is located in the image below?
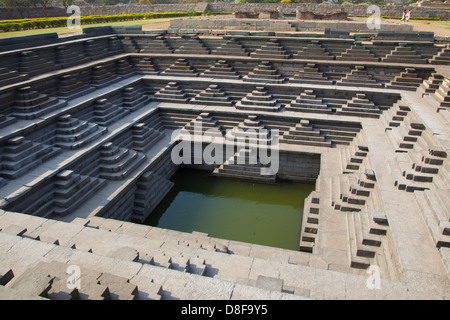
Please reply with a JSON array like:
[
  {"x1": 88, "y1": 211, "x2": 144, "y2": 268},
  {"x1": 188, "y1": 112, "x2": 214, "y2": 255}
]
[
  {"x1": 53, "y1": 176, "x2": 107, "y2": 217},
  {"x1": 415, "y1": 191, "x2": 450, "y2": 248},
  {"x1": 0, "y1": 142, "x2": 61, "y2": 179},
  {"x1": 0, "y1": 213, "x2": 312, "y2": 300},
  {"x1": 346, "y1": 211, "x2": 371, "y2": 269},
  {"x1": 212, "y1": 167, "x2": 276, "y2": 184},
  {"x1": 99, "y1": 149, "x2": 146, "y2": 180}
]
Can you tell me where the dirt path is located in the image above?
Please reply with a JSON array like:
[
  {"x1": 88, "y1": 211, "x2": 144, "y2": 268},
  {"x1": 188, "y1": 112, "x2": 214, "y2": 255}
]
[
  {"x1": 407, "y1": 20, "x2": 450, "y2": 37},
  {"x1": 141, "y1": 20, "x2": 171, "y2": 31}
]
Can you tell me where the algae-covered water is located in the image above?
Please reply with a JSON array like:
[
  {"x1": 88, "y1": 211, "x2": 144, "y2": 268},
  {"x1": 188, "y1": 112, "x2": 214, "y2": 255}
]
[{"x1": 143, "y1": 168, "x2": 315, "y2": 250}]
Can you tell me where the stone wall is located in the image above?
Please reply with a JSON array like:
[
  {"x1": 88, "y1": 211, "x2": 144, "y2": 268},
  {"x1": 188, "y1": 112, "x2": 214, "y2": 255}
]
[
  {"x1": 77, "y1": 3, "x2": 449, "y2": 19},
  {"x1": 297, "y1": 3, "x2": 450, "y2": 19},
  {"x1": 277, "y1": 152, "x2": 321, "y2": 183},
  {"x1": 0, "y1": 2, "x2": 448, "y2": 20},
  {"x1": 0, "y1": 7, "x2": 66, "y2": 20}
]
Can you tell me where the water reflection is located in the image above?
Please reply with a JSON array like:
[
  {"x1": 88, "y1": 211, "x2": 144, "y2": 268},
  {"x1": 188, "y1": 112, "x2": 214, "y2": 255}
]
[{"x1": 143, "y1": 168, "x2": 315, "y2": 250}]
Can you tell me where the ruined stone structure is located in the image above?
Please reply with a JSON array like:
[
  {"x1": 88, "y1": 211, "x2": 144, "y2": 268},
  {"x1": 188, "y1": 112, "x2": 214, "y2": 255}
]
[
  {"x1": 1, "y1": 2, "x2": 450, "y2": 20},
  {"x1": 0, "y1": 26, "x2": 448, "y2": 300}
]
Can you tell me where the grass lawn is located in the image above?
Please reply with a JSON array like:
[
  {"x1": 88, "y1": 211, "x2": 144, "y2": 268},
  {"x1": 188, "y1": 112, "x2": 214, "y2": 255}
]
[{"x1": 0, "y1": 18, "x2": 175, "y2": 39}]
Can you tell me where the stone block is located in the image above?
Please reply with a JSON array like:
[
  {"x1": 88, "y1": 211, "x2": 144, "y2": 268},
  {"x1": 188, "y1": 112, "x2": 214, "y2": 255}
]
[{"x1": 256, "y1": 275, "x2": 283, "y2": 292}]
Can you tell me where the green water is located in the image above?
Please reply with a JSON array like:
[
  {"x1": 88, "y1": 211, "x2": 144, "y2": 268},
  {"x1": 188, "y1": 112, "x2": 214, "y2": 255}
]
[{"x1": 143, "y1": 168, "x2": 315, "y2": 250}]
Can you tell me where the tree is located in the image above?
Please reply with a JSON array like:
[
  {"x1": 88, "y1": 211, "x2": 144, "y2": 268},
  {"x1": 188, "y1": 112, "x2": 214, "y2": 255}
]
[
  {"x1": 1, "y1": 0, "x2": 33, "y2": 19},
  {"x1": 38, "y1": 0, "x2": 53, "y2": 17},
  {"x1": 61, "y1": 0, "x2": 72, "y2": 10}
]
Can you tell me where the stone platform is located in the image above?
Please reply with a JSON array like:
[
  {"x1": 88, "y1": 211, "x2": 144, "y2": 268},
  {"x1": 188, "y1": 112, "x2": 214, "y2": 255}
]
[{"x1": 168, "y1": 18, "x2": 413, "y2": 33}]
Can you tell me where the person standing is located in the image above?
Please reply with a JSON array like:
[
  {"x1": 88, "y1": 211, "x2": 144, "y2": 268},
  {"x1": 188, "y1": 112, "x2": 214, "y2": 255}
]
[
  {"x1": 401, "y1": 10, "x2": 406, "y2": 21},
  {"x1": 405, "y1": 9, "x2": 412, "y2": 22}
]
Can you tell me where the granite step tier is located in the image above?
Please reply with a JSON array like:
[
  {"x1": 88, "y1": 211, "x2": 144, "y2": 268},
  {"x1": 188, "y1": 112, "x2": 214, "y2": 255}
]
[
  {"x1": 331, "y1": 173, "x2": 368, "y2": 212},
  {"x1": 235, "y1": 86, "x2": 281, "y2": 112},
  {"x1": 0, "y1": 67, "x2": 28, "y2": 88},
  {"x1": 280, "y1": 119, "x2": 332, "y2": 148},
  {"x1": 225, "y1": 115, "x2": 273, "y2": 145},
  {"x1": 97, "y1": 142, "x2": 147, "y2": 180},
  {"x1": 243, "y1": 61, "x2": 285, "y2": 84},
  {"x1": 336, "y1": 43, "x2": 379, "y2": 63},
  {"x1": 212, "y1": 149, "x2": 277, "y2": 184},
  {"x1": 394, "y1": 140, "x2": 447, "y2": 191},
  {"x1": 0, "y1": 231, "x2": 163, "y2": 300},
  {"x1": 340, "y1": 141, "x2": 369, "y2": 174},
  {"x1": 0, "y1": 212, "x2": 313, "y2": 300},
  {"x1": 386, "y1": 68, "x2": 423, "y2": 91},
  {"x1": 131, "y1": 123, "x2": 165, "y2": 153},
  {"x1": 420, "y1": 73, "x2": 445, "y2": 94},
  {"x1": 430, "y1": 45, "x2": 450, "y2": 65},
  {"x1": 160, "y1": 58, "x2": 199, "y2": 77},
  {"x1": 382, "y1": 44, "x2": 428, "y2": 65},
  {"x1": 286, "y1": 90, "x2": 332, "y2": 114},
  {"x1": 55, "y1": 44, "x2": 90, "y2": 69},
  {"x1": 432, "y1": 78, "x2": 450, "y2": 110},
  {"x1": 132, "y1": 57, "x2": 161, "y2": 75},
  {"x1": 336, "y1": 93, "x2": 380, "y2": 119},
  {"x1": 158, "y1": 110, "x2": 197, "y2": 130},
  {"x1": 90, "y1": 65, "x2": 118, "y2": 89},
  {"x1": 414, "y1": 188, "x2": 450, "y2": 275},
  {"x1": 10, "y1": 86, "x2": 67, "y2": 120},
  {"x1": 190, "y1": 84, "x2": 234, "y2": 107},
  {"x1": 115, "y1": 59, "x2": 135, "y2": 78},
  {"x1": 80, "y1": 98, "x2": 130, "y2": 128},
  {"x1": 51, "y1": 114, "x2": 108, "y2": 150},
  {"x1": 337, "y1": 66, "x2": 383, "y2": 88},
  {"x1": 4, "y1": 260, "x2": 142, "y2": 300},
  {"x1": 120, "y1": 36, "x2": 140, "y2": 53},
  {"x1": 0, "y1": 113, "x2": 17, "y2": 130},
  {"x1": 200, "y1": 60, "x2": 241, "y2": 80},
  {"x1": 137, "y1": 36, "x2": 173, "y2": 54},
  {"x1": 414, "y1": 189, "x2": 450, "y2": 249},
  {"x1": 183, "y1": 113, "x2": 225, "y2": 138},
  {"x1": 131, "y1": 171, "x2": 174, "y2": 223},
  {"x1": 19, "y1": 50, "x2": 54, "y2": 77},
  {"x1": 385, "y1": 117, "x2": 425, "y2": 152},
  {"x1": 153, "y1": 82, "x2": 190, "y2": 104},
  {"x1": 299, "y1": 191, "x2": 320, "y2": 253},
  {"x1": 84, "y1": 39, "x2": 110, "y2": 61},
  {"x1": 292, "y1": 41, "x2": 334, "y2": 60},
  {"x1": 250, "y1": 39, "x2": 290, "y2": 60},
  {"x1": 52, "y1": 170, "x2": 107, "y2": 217},
  {"x1": 380, "y1": 102, "x2": 410, "y2": 129},
  {"x1": 346, "y1": 209, "x2": 383, "y2": 270},
  {"x1": 57, "y1": 74, "x2": 95, "y2": 101},
  {"x1": 289, "y1": 63, "x2": 333, "y2": 85},
  {"x1": 210, "y1": 39, "x2": 249, "y2": 57},
  {"x1": 0, "y1": 136, "x2": 62, "y2": 179},
  {"x1": 107, "y1": 36, "x2": 124, "y2": 55},
  {"x1": 121, "y1": 85, "x2": 152, "y2": 112},
  {"x1": 173, "y1": 36, "x2": 210, "y2": 55}
]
